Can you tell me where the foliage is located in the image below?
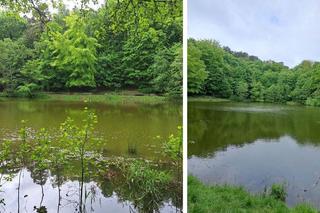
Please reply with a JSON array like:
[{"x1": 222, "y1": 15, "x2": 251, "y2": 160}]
[
  {"x1": 16, "y1": 83, "x2": 40, "y2": 97},
  {"x1": 269, "y1": 183, "x2": 287, "y2": 202},
  {"x1": 59, "y1": 107, "x2": 98, "y2": 156},
  {"x1": 18, "y1": 59, "x2": 45, "y2": 97},
  {"x1": 163, "y1": 126, "x2": 182, "y2": 160},
  {"x1": 95, "y1": 0, "x2": 182, "y2": 95},
  {"x1": 31, "y1": 128, "x2": 51, "y2": 172},
  {"x1": 188, "y1": 38, "x2": 320, "y2": 106},
  {"x1": 0, "y1": 11, "x2": 27, "y2": 40},
  {"x1": 0, "y1": 140, "x2": 14, "y2": 167},
  {"x1": 0, "y1": 0, "x2": 182, "y2": 98},
  {"x1": 0, "y1": 0, "x2": 98, "y2": 27},
  {"x1": 0, "y1": 108, "x2": 101, "y2": 212},
  {"x1": 188, "y1": 176, "x2": 317, "y2": 213},
  {"x1": 0, "y1": 106, "x2": 181, "y2": 212},
  {"x1": 127, "y1": 161, "x2": 171, "y2": 192},
  {"x1": 188, "y1": 40, "x2": 207, "y2": 94},
  {"x1": 125, "y1": 160, "x2": 172, "y2": 212},
  {"x1": 0, "y1": 38, "x2": 33, "y2": 96},
  {"x1": 151, "y1": 43, "x2": 183, "y2": 96},
  {"x1": 39, "y1": 14, "x2": 98, "y2": 90},
  {"x1": 59, "y1": 107, "x2": 100, "y2": 212}
]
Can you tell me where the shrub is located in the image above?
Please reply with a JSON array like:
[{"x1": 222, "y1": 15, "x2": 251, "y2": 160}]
[{"x1": 270, "y1": 183, "x2": 287, "y2": 202}]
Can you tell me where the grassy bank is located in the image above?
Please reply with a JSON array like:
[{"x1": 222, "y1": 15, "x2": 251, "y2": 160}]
[
  {"x1": 0, "y1": 91, "x2": 180, "y2": 105},
  {"x1": 188, "y1": 96, "x2": 230, "y2": 103},
  {"x1": 44, "y1": 93, "x2": 168, "y2": 104},
  {"x1": 188, "y1": 96, "x2": 307, "y2": 107},
  {"x1": 188, "y1": 176, "x2": 317, "y2": 213}
]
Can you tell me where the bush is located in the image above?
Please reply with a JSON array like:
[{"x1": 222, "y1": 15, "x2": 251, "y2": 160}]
[
  {"x1": 306, "y1": 97, "x2": 320, "y2": 106},
  {"x1": 125, "y1": 160, "x2": 172, "y2": 212},
  {"x1": 126, "y1": 160, "x2": 172, "y2": 191},
  {"x1": 16, "y1": 83, "x2": 40, "y2": 98},
  {"x1": 270, "y1": 183, "x2": 287, "y2": 202},
  {"x1": 163, "y1": 126, "x2": 183, "y2": 160}
]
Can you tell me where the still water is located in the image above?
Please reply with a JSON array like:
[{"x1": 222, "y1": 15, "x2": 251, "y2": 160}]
[
  {"x1": 0, "y1": 100, "x2": 181, "y2": 158},
  {"x1": 0, "y1": 99, "x2": 182, "y2": 213},
  {"x1": 188, "y1": 101, "x2": 320, "y2": 208}
]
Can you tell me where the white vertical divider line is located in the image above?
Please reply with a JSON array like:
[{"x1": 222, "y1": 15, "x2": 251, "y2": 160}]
[{"x1": 182, "y1": 0, "x2": 188, "y2": 211}]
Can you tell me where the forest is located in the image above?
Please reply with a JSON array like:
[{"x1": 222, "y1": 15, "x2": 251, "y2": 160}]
[
  {"x1": 0, "y1": 0, "x2": 182, "y2": 98},
  {"x1": 0, "y1": 0, "x2": 182, "y2": 212},
  {"x1": 188, "y1": 38, "x2": 320, "y2": 106}
]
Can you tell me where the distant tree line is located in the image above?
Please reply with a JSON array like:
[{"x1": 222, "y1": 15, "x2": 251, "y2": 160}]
[
  {"x1": 188, "y1": 38, "x2": 320, "y2": 106},
  {"x1": 0, "y1": 0, "x2": 182, "y2": 97}
]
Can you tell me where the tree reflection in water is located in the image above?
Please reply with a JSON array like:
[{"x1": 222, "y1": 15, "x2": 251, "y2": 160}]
[{"x1": 0, "y1": 109, "x2": 182, "y2": 213}]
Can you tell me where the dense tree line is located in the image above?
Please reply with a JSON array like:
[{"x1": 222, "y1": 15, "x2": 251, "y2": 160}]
[
  {"x1": 188, "y1": 38, "x2": 320, "y2": 106},
  {"x1": 0, "y1": 0, "x2": 182, "y2": 97}
]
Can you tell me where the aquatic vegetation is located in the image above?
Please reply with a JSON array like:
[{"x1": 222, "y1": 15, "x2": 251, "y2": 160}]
[
  {"x1": 127, "y1": 143, "x2": 138, "y2": 155},
  {"x1": 163, "y1": 126, "x2": 183, "y2": 161},
  {"x1": 100, "y1": 157, "x2": 182, "y2": 213},
  {"x1": 59, "y1": 107, "x2": 100, "y2": 212},
  {"x1": 162, "y1": 125, "x2": 183, "y2": 204},
  {"x1": 0, "y1": 107, "x2": 182, "y2": 212},
  {"x1": 126, "y1": 160, "x2": 172, "y2": 212},
  {"x1": 269, "y1": 183, "x2": 287, "y2": 202}
]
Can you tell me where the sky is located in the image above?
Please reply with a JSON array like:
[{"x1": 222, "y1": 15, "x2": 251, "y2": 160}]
[
  {"x1": 188, "y1": 0, "x2": 320, "y2": 67},
  {"x1": 63, "y1": 0, "x2": 105, "y2": 10}
]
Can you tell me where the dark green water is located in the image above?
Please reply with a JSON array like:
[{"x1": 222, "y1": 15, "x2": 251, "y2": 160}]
[
  {"x1": 0, "y1": 99, "x2": 182, "y2": 212},
  {"x1": 0, "y1": 99, "x2": 181, "y2": 158},
  {"x1": 188, "y1": 101, "x2": 320, "y2": 209}
]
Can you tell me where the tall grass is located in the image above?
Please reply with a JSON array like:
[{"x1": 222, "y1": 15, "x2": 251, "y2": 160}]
[
  {"x1": 188, "y1": 176, "x2": 317, "y2": 213},
  {"x1": 42, "y1": 93, "x2": 169, "y2": 104}
]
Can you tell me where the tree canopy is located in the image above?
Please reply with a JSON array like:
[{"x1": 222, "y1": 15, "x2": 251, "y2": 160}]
[
  {"x1": 188, "y1": 38, "x2": 320, "y2": 106},
  {"x1": 0, "y1": 0, "x2": 182, "y2": 97}
]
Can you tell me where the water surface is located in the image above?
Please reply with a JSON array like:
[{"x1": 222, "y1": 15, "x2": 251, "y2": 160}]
[
  {"x1": 0, "y1": 99, "x2": 181, "y2": 158},
  {"x1": 0, "y1": 99, "x2": 182, "y2": 212},
  {"x1": 188, "y1": 101, "x2": 320, "y2": 208}
]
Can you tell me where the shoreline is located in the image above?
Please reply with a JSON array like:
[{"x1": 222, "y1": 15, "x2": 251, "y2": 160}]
[
  {"x1": 188, "y1": 96, "x2": 306, "y2": 107},
  {"x1": 0, "y1": 91, "x2": 182, "y2": 105},
  {"x1": 188, "y1": 176, "x2": 317, "y2": 212}
]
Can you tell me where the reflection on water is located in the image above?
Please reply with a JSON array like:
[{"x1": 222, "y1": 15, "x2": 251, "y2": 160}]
[
  {"x1": 188, "y1": 101, "x2": 320, "y2": 208},
  {"x1": 2, "y1": 169, "x2": 132, "y2": 212},
  {"x1": 1, "y1": 168, "x2": 178, "y2": 213},
  {"x1": 0, "y1": 100, "x2": 182, "y2": 213},
  {"x1": 0, "y1": 100, "x2": 181, "y2": 158}
]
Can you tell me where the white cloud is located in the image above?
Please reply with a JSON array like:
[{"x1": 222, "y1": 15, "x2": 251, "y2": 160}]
[{"x1": 188, "y1": 0, "x2": 320, "y2": 67}]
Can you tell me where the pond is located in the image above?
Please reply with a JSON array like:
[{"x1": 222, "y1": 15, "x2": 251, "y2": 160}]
[
  {"x1": 0, "y1": 99, "x2": 182, "y2": 213},
  {"x1": 188, "y1": 100, "x2": 320, "y2": 209}
]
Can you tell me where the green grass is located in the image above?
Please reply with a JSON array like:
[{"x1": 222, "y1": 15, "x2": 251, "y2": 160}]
[
  {"x1": 44, "y1": 93, "x2": 169, "y2": 104},
  {"x1": 188, "y1": 176, "x2": 317, "y2": 213},
  {"x1": 0, "y1": 91, "x2": 175, "y2": 104},
  {"x1": 188, "y1": 96, "x2": 307, "y2": 107},
  {"x1": 188, "y1": 96, "x2": 230, "y2": 103}
]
